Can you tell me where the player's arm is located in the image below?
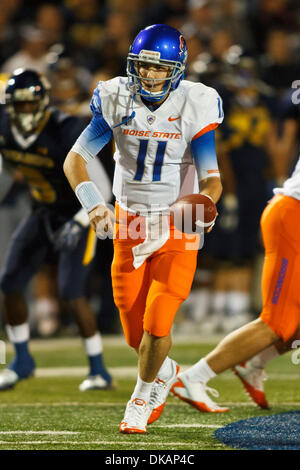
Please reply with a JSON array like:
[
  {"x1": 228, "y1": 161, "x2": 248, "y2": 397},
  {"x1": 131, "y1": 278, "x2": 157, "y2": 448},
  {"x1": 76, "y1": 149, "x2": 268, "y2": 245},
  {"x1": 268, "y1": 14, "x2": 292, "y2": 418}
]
[
  {"x1": 64, "y1": 149, "x2": 90, "y2": 191},
  {"x1": 63, "y1": 88, "x2": 114, "y2": 235},
  {"x1": 191, "y1": 129, "x2": 223, "y2": 204},
  {"x1": 198, "y1": 176, "x2": 222, "y2": 203}
]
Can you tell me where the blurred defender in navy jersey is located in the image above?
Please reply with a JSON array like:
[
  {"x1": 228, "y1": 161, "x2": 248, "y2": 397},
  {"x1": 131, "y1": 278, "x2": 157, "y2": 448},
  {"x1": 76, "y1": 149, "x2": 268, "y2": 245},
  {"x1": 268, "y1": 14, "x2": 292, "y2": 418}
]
[
  {"x1": 0, "y1": 69, "x2": 112, "y2": 391},
  {"x1": 204, "y1": 58, "x2": 275, "y2": 332}
]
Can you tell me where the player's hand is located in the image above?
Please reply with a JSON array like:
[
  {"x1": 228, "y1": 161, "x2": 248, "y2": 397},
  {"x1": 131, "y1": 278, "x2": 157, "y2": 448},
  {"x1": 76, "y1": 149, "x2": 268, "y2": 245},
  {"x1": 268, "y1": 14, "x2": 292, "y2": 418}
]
[
  {"x1": 89, "y1": 204, "x2": 115, "y2": 239},
  {"x1": 55, "y1": 219, "x2": 85, "y2": 251}
]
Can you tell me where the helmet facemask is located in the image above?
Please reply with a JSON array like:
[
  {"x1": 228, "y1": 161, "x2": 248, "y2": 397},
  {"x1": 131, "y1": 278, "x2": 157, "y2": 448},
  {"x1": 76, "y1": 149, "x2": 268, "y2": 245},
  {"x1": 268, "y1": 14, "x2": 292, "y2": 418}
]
[
  {"x1": 127, "y1": 50, "x2": 185, "y2": 102},
  {"x1": 5, "y1": 76, "x2": 50, "y2": 136}
]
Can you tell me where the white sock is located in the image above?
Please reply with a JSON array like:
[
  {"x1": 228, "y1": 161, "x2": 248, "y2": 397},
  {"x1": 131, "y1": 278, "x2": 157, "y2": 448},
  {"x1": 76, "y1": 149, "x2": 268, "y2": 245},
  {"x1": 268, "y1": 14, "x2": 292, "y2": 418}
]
[
  {"x1": 83, "y1": 333, "x2": 103, "y2": 356},
  {"x1": 250, "y1": 346, "x2": 279, "y2": 368},
  {"x1": 182, "y1": 357, "x2": 216, "y2": 384},
  {"x1": 157, "y1": 356, "x2": 173, "y2": 381},
  {"x1": 6, "y1": 323, "x2": 30, "y2": 343},
  {"x1": 131, "y1": 375, "x2": 154, "y2": 402}
]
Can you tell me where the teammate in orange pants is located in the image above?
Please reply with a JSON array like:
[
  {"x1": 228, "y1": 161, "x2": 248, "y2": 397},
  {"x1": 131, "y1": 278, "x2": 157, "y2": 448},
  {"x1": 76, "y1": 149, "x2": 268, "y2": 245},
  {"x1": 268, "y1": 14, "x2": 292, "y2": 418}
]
[
  {"x1": 259, "y1": 194, "x2": 300, "y2": 341},
  {"x1": 171, "y1": 168, "x2": 300, "y2": 412}
]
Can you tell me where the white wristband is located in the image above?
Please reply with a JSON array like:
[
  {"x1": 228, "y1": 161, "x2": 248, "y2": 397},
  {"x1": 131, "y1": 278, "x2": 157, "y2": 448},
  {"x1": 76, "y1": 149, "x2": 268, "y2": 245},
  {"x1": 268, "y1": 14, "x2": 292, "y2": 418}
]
[{"x1": 75, "y1": 181, "x2": 105, "y2": 213}]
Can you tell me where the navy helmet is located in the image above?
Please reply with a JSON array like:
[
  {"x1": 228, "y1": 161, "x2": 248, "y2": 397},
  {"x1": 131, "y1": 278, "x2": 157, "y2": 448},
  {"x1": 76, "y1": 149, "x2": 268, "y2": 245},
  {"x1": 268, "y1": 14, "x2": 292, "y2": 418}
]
[
  {"x1": 5, "y1": 69, "x2": 50, "y2": 134},
  {"x1": 127, "y1": 24, "x2": 187, "y2": 102}
]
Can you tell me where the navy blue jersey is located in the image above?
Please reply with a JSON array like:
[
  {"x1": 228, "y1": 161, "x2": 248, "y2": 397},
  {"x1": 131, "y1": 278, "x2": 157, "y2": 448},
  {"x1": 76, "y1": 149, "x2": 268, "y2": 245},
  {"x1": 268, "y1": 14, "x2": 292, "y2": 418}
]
[
  {"x1": 276, "y1": 90, "x2": 300, "y2": 141},
  {"x1": 277, "y1": 91, "x2": 300, "y2": 122},
  {"x1": 0, "y1": 107, "x2": 89, "y2": 218},
  {"x1": 217, "y1": 92, "x2": 273, "y2": 192}
]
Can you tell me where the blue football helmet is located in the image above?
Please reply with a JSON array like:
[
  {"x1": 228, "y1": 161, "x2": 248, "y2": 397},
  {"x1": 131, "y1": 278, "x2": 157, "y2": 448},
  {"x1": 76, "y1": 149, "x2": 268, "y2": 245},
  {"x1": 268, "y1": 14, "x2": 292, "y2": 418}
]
[
  {"x1": 127, "y1": 24, "x2": 187, "y2": 103},
  {"x1": 5, "y1": 68, "x2": 50, "y2": 134}
]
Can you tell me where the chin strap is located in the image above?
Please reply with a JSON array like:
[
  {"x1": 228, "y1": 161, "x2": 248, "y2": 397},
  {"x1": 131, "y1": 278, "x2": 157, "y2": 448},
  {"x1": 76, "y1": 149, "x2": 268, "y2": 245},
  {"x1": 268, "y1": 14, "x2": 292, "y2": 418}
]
[{"x1": 139, "y1": 79, "x2": 170, "y2": 103}]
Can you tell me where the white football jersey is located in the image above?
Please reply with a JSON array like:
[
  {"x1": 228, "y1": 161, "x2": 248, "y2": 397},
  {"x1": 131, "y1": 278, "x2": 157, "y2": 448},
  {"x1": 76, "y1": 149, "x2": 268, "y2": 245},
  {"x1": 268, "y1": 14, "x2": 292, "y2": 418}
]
[
  {"x1": 273, "y1": 155, "x2": 300, "y2": 201},
  {"x1": 97, "y1": 77, "x2": 223, "y2": 213}
]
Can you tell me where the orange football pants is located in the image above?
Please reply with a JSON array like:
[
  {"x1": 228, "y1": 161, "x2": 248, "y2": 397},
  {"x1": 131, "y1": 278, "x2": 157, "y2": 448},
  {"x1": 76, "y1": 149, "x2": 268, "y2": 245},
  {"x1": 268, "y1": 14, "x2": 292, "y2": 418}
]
[
  {"x1": 260, "y1": 195, "x2": 300, "y2": 341},
  {"x1": 111, "y1": 203, "x2": 200, "y2": 348}
]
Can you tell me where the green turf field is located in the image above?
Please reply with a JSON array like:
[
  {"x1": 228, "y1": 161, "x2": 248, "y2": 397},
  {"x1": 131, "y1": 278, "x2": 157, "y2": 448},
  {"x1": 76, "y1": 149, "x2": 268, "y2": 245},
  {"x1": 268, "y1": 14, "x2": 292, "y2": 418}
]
[{"x1": 0, "y1": 336, "x2": 299, "y2": 450}]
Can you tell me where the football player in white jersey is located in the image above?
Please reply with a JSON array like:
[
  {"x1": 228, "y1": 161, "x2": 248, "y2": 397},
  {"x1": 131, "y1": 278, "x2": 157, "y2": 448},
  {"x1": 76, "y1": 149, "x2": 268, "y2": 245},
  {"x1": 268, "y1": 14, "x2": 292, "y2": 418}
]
[
  {"x1": 63, "y1": 24, "x2": 224, "y2": 433},
  {"x1": 171, "y1": 155, "x2": 300, "y2": 412}
]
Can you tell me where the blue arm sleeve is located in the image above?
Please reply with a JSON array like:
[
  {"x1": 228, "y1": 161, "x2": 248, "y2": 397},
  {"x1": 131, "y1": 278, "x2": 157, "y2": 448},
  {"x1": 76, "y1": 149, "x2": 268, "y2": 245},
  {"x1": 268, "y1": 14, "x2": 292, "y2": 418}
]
[
  {"x1": 190, "y1": 130, "x2": 220, "y2": 181},
  {"x1": 71, "y1": 86, "x2": 113, "y2": 161}
]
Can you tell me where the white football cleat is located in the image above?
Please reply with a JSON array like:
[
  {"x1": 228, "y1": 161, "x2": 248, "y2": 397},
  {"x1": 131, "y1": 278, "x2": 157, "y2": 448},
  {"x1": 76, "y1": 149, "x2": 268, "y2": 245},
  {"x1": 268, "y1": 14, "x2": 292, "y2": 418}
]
[
  {"x1": 79, "y1": 375, "x2": 112, "y2": 391},
  {"x1": 119, "y1": 398, "x2": 152, "y2": 434},
  {"x1": 0, "y1": 369, "x2": 20, "y2": 390},
  {"x1": 170, "y1": 374, "x2": 229, "y2": 413},
  {"x1": 148, "y1": 359, "x2": 180, "y2": 424},
  {"x1": 233, "y1": 361, "x2": 270, "y2": 409}
]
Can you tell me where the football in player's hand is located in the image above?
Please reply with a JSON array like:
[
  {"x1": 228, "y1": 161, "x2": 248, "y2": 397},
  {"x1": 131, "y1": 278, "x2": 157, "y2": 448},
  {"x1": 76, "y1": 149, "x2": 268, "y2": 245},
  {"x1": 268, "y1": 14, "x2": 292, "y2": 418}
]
[{"x1": 170, "y1": 194, "x2": 217, "y2": 234}]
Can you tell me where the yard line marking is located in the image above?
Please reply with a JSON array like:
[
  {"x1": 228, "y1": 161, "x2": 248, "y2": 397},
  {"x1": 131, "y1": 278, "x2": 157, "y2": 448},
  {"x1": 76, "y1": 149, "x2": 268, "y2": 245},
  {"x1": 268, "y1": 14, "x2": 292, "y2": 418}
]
[
  {"x1": 0, "y1": 431, "x2": 79, "y2": 435},
  {"x1": 153, "y1": 424, "x2": 222, "y2": 429},
  {"x1": 2, "y1": 334, "x2": 224, "y2": 352}
]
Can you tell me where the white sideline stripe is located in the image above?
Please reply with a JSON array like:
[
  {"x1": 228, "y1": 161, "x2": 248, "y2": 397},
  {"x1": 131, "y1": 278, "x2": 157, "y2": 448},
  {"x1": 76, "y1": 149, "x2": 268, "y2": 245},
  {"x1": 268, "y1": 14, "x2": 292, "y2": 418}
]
[
  {"x1": 36, "y1": 366, "x2": 138, "y2": 378},
  {"x1": 0, "y1": 440, "x2": 218, "y2": 447},
  {"x1": 36, "y1": 367, "x2": 88, "y2": 377},
  {"x1": 0, "y1": 425, "x2": 222, "y2": 438},
  {"x1": 153, "y1": 424, "x2": 222, "y2": 429},
  {"x1": 0, "y1": 431, "x2": 78, "y2": 435}
]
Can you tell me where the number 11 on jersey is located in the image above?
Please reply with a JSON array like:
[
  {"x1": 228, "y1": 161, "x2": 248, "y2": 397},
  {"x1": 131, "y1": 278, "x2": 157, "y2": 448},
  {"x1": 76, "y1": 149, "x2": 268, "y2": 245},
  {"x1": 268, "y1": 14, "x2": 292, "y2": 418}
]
[{"x1": 134, "y1": 139, "x2": 167, "y2": 182}]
